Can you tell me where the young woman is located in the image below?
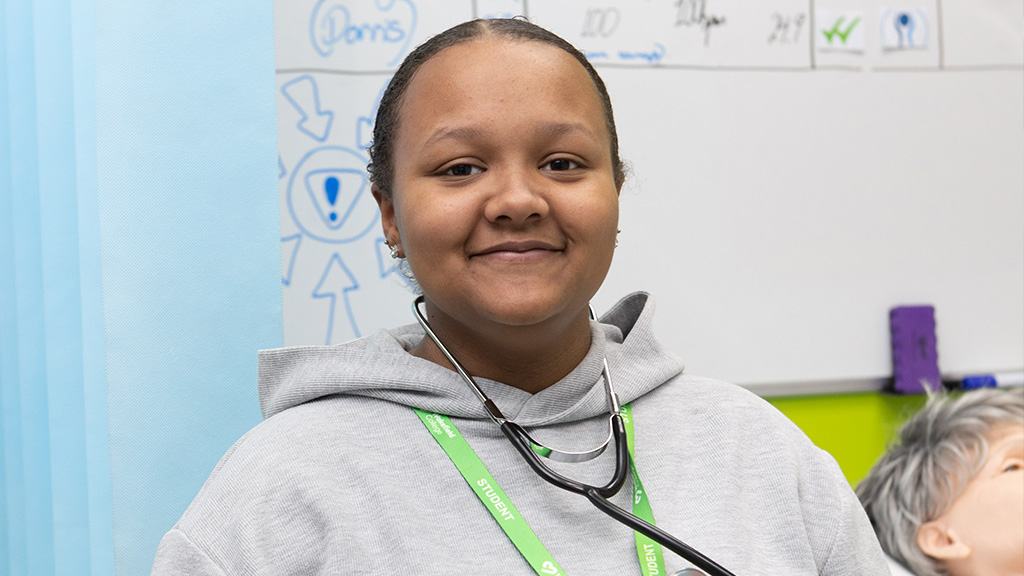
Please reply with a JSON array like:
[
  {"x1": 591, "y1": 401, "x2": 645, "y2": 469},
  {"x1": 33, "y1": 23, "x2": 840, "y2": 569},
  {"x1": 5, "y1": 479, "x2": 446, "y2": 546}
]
[{"x1": 152, "y1": 19, "x2": 887, "y2": 575}]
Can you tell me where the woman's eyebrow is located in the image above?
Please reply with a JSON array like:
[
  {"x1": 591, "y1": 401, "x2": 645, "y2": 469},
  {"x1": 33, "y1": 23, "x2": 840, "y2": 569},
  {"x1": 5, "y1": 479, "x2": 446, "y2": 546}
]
[
  {"x1": 536, "y1": 121, "x2": 598, "y2": 142},
  {"x1": 423, "y1": 126, "x2": 486, "y2": 148},
  {"x1": 423, "y1": 122, "x2": 599, "y2": 149}
]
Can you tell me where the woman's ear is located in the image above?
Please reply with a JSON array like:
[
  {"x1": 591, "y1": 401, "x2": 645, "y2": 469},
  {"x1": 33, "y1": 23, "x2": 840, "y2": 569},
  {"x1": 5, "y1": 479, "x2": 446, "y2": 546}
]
[
  {"x1": 917, "y1": 519, "x2": 972, "y2": 561},
  {"x1": 372, "y1": 184, "x2": 399, "y2": 246}
]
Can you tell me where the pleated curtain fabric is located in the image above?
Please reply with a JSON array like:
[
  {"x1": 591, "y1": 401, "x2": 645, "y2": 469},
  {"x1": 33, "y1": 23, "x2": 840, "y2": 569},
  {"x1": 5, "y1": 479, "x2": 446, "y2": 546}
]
[{"x1": 0, "y1": 1, "x2": 281, "y2": 574}]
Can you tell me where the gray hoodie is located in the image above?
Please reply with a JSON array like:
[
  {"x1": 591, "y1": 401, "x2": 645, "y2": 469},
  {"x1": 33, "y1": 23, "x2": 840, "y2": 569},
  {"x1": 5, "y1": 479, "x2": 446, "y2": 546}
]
[{"x1": 152, "y1": 293, "x2": 889, "y2": 575}]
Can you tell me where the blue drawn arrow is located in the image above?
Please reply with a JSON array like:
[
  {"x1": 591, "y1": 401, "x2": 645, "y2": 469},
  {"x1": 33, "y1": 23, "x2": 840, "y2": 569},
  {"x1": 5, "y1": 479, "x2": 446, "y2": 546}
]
[
  {"x1": 312, "y1": 253, "x2": 360, "y2": 343},
  {"x1": 281, "y1": 235, "x2": 302, "y2": 286},
  {"x1": 357, "y1": 117, "x2": 374, "y2": 151},
  {"x1": 357, "y1": 81, "x2": 388, "y2": 150},
  {"x1": 374, "y1": 237, "x2": 398, "y2": 278},
  {"x1": 281, "y1": 75, "x2": 334, "y2": 142},
  {"x1": 374, "y1": 236, "x2": 416, "y2": 290},
  {"x1": 278, "y1": 155, "x2": 287, "y2": 179}
]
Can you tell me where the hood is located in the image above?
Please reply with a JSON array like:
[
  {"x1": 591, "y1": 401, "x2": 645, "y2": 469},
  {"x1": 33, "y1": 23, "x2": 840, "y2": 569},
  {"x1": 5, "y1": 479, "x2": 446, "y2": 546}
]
[{"x1": 257, "y1": 292, "x2": 684, "y2": 426}]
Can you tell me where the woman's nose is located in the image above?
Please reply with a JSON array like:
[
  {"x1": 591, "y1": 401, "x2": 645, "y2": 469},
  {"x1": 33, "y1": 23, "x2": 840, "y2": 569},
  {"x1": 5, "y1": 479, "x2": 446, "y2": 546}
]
[{"x1": 482, "y1": 167, "x2": 550, "y2": 226}]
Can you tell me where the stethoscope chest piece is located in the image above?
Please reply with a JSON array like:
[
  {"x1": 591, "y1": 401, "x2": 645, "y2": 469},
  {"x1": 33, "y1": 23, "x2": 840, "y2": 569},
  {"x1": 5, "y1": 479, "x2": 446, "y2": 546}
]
[{"x1": 671, "y1": 569, "x2": 708, "y2": 576}]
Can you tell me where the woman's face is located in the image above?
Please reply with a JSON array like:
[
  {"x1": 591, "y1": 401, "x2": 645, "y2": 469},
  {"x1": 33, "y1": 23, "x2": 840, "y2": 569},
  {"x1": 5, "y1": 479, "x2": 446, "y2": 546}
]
[{"x1": 377, "y1": 36, "x2": 620, "y2": 339}]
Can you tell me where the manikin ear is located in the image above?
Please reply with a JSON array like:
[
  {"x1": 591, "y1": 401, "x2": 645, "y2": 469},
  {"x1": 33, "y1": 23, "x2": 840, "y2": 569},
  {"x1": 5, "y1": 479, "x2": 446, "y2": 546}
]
[
  {"x1": 917, "y1": 519, "x2": 972, "y2": 562},
  {"x1": 372, "y1": 184, "x2": 400, "y2": 248}
]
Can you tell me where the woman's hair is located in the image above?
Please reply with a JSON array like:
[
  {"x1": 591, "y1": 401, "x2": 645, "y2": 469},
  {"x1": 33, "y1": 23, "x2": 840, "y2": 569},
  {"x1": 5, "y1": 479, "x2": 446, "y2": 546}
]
[
  {"x1": 367, "y1": 18, "x2": 626, "y2": 200},
  {"x1": 856, "y1": 388, "x2": 1024, "y2": 576}
]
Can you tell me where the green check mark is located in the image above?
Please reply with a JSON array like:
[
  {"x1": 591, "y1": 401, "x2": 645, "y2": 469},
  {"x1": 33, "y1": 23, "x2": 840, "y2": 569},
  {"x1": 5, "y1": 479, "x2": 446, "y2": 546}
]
[{"x1": 822, "y1": 16, "x2": 861, "y2": 44}]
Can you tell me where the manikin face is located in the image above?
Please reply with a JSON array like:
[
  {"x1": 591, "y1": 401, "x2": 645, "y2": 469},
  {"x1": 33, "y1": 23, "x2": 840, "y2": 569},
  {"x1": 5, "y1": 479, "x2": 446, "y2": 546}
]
[
  {"x1": 920, "y1": 423, "x2": 1024, "y2": 576},
  {"x1": 378, "y1": 37, "x2": 620, "y2": 340}
]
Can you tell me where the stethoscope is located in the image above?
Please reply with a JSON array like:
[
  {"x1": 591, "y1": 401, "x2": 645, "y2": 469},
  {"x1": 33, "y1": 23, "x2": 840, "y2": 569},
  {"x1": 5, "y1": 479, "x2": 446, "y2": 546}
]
[{"x1": 413, "y1": 296, "x2": 737, "y2": 576}]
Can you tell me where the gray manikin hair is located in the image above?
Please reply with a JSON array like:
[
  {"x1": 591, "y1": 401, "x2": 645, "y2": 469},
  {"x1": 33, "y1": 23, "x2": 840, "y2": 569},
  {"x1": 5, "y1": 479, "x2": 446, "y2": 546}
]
[{"x1": 855, "y1": 388, "x2": 1024, "y2": 576}]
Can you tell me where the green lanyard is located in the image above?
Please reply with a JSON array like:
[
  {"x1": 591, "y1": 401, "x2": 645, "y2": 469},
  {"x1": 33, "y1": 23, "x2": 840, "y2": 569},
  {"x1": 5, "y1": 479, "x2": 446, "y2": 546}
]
[
  {"x1": 621, "y1": 404, "x2": 666, "y2": 576},
  {"x1": 414, "y1": 404, "x2": 666, "y2": 576}
]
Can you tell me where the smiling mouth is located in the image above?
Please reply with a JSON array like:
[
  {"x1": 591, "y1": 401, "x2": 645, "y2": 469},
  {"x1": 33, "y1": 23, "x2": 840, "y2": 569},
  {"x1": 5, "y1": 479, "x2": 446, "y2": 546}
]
[{"x1": 473, "y1": 241, "x2": 564, "y2": 260}]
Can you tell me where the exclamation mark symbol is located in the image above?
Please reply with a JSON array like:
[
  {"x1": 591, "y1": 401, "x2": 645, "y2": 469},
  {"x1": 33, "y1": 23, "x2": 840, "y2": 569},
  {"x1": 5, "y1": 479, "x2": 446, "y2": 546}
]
[{"x1": 325, "y1": 176, "x2": 339, "y2": 222}]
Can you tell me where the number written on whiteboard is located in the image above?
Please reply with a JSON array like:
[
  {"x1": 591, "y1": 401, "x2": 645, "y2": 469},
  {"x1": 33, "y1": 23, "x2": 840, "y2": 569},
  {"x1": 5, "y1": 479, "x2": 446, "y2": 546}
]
[
  {"x1": 768, "y1": 13, "x2": 807, "y2": 45},
  {"x1": 581, "y1": 7, "x2": 621, "y2": 38}
]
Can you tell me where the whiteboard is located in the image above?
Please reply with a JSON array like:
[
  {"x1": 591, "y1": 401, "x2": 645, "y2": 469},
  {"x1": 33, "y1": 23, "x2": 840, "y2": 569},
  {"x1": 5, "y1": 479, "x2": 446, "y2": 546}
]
[{"x1": 274, "y1": 0, "x2": 1024, "y2": 391}]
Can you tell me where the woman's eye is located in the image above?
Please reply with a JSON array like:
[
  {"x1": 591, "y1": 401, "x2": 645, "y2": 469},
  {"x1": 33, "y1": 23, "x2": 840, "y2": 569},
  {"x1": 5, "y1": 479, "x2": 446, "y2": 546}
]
[
  {"x1": 443, "y1": 164, "x2": 482, "y2": 177},
  {"x1": 1002, "y1": 462, "x2": 1022, "y2": 473},
  {"x1": 541, "y1": 159, "x2": 580, "y2": 171}
]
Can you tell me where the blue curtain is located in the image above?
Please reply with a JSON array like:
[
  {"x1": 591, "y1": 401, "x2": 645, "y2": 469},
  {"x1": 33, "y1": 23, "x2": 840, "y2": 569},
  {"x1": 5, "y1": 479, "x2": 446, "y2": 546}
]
[{"x1": 1, "y1": 1, "x2": 281, "y2": 574}]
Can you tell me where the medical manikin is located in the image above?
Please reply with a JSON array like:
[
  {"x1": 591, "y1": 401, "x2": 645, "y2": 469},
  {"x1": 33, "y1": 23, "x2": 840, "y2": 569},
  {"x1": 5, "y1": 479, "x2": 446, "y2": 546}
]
[{"x1": 857, "y1": 388, "x2": 1024, "y2": 576}]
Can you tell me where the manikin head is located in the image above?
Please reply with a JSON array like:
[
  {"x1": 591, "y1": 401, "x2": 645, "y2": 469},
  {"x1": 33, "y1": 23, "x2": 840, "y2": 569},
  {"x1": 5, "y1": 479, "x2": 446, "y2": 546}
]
[{"x1": 857, "y1": 388, "x2": 1024, "y2": 576}]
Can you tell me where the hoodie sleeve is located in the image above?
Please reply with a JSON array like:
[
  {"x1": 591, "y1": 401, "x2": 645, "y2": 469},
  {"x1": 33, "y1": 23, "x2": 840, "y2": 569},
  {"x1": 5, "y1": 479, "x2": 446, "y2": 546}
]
[
  {"x1": 151, "y1": 528, "x2": 228, "y2": 576},
  {"x1": 805, "y1": 447, "x2": 892, "y2": 576},
  {"x1": 818, "y1": 487, "x2": 893, "y2": 576}
]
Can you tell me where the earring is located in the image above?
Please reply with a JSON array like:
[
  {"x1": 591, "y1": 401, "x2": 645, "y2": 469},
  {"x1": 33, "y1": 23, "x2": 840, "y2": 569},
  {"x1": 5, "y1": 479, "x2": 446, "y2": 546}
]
[
  {"x1": 389, "y1": 243, "x2": 400, "y2": 259},
  {"x1": 615, "y1": 228, "x2": 621, "y2": 248}
]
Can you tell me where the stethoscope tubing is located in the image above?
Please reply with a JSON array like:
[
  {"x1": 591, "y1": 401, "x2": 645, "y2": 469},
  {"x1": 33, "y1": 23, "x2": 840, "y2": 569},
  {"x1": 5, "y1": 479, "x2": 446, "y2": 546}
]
[
  {"x1": 412, "y1": 296, "x2": 736, "y2": 575},
  {"x1": 502, "y1": 417, "x2": 737, "y2": 576},
  {"x1": 584, "y1": 490, "x2": 736, "y2": 576},
  {"x1": 500, "y1": 417, "x2": 630, "y2": 499}
]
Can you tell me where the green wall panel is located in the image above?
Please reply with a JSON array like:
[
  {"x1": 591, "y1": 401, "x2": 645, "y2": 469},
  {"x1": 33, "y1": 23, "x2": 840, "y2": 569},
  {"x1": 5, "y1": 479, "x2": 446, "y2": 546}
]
[{"x1": 768, "y1": 392, "x2": 928, "y2": 487}]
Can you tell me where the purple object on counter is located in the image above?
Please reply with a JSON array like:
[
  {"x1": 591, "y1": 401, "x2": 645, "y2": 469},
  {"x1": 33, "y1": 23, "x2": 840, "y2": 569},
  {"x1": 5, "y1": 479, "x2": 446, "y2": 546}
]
[{"x1": 889, "y1": 305, "x2": 941, "y2": 394}]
